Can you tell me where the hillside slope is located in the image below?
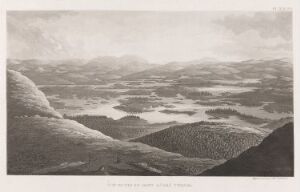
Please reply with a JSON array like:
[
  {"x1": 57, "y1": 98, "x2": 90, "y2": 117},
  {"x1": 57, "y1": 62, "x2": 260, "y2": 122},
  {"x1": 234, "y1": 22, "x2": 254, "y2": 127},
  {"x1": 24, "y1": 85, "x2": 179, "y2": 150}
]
[
  {"x1": 7, "y1": 70, "x2": 222, "y2": 175},
  {"x1": 201, "y1": 123, "x2": 294, "y2": 176},
  {"x1": 65, "y1": 115, "x2": 178, "y2": 140},
  {"x1": 7, "y1": 69, "x2": 62, "y2": 118},
  {"x1": 132, "y1": 122, "x2": 266, "y2": 160}
]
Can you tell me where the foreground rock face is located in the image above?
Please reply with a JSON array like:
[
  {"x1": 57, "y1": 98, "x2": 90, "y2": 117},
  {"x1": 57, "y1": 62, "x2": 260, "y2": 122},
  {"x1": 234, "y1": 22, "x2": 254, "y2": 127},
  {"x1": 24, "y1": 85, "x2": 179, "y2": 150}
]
[
  {"x1": 7, "y1": 70, "x2": 222, "y2": 175},
  {"x1": 200, "y1": 123, "x2": 294, "y2": 176}
]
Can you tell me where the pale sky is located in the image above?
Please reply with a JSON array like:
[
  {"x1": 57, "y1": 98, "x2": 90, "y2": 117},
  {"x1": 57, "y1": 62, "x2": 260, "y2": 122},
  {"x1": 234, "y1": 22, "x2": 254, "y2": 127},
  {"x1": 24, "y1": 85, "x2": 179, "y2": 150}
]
[{"x1": 7, "y1": 11, "x2": 292, "y2": 63}]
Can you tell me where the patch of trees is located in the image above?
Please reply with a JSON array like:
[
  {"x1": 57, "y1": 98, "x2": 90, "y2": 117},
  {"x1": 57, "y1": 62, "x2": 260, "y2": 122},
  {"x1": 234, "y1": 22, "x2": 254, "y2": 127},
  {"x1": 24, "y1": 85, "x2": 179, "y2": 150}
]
[
  {"x1": 205, "y1": 108, "x2": 269, "y2": 124},
  {"x1": 113, "y1": 97, "x2": 163, "y2": 113},
  {"x1": 132, "y1": 122, "x2": 263, "y2": 160},
  {"x1": 159, "y1": 109, "x2": 196, "y2": 116}
]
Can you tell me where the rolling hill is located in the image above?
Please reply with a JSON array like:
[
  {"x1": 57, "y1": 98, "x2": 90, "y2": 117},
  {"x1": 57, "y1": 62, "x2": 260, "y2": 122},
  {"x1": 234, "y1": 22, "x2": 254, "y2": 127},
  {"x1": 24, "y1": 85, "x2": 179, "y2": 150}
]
[
  {"x1": 7, "y1": 70, "x2": 62, "y2": 118},
  {"x1": 200, "y1": 122, "x2": 294, "y2": 176},
  {"x1": 122, "y1": 58, "x2": 292, "y2": 81},
  {"x1": 132, "y1": 122, "x2": 266, "y2": 160},
  {"x1": 7, "y1": 55, "x2": 154, "y2": 85}
]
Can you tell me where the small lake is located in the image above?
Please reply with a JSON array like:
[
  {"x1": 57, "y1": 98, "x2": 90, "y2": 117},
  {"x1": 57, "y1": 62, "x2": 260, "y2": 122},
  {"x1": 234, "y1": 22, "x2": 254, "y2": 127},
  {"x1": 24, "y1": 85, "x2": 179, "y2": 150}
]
[{"x1": 195, "y1": 85, "x2": 256, "y2": 96}]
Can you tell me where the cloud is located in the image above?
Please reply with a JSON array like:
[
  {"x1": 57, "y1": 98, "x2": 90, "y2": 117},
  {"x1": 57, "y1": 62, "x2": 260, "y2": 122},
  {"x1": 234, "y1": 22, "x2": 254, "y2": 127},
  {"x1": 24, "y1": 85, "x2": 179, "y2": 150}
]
[
  {"x1": 7, "y1": 11, "x2": 77, "y2": 21},
  {"x1": 214, "y1": 12, "x2": 292, "y2": 41},
  {"x1": 7, "y1": 13, "x2": 70, "y2": 59},
  {"x1": 7, "y1": 11, "x2": 293, "y2": 62},
  {"x1": 212, "y1": 29, "x2": 292, "y2": 60},
  {"x1": 7, "y1": 11, "x2": 223, "y2": 62},
  {"x1": 255, "y1": 42, "x2": 292, "y2": 51}
]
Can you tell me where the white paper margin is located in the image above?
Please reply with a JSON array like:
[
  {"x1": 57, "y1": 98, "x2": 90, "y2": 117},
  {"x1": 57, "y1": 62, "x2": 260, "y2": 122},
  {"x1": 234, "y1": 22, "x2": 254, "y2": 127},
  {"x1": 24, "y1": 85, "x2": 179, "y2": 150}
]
[{"x1": 0, "y1": 0, "x2": 299, "y2": 192}]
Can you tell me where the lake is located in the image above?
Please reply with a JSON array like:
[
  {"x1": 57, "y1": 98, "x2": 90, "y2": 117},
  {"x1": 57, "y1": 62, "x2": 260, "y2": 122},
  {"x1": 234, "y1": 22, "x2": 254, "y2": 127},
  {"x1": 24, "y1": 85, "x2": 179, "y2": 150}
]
[{"x1": 41, "y1": 81, "x2": 292, "y2": 128}]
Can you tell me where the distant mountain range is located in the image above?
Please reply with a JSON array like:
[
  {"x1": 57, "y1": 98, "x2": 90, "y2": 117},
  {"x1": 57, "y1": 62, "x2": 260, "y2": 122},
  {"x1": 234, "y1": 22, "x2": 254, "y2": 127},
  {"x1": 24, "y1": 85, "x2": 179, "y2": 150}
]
[
  {"x1": 201, "y1": 122, "x2": 294, "y2": 176},
  {"x1": 8, "y1": 57, "x2": 293, "y2": 85},
  {"x1": 7, "y1": 55, "x2": 153, "y2": 84},
  {"x1": 122, "y1": 58, "x2": 292, "y2": 81},
  {"x1": 82, "y1": 55, "x2": 153, "y2": 78}
]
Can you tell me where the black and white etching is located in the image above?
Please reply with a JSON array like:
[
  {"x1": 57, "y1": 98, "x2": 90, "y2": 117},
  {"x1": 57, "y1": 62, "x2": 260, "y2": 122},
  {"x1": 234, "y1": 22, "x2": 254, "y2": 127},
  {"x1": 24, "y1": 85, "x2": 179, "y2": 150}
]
[{"x1": 7, "y1": 11, "x2": 293, "y2": 176}]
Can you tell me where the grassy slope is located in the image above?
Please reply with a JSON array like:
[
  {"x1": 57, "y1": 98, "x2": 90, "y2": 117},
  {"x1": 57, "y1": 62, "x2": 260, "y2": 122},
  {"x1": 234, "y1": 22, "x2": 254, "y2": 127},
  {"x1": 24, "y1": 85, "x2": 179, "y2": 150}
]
[{"x1": 7, "y1": 70, "x2": 62, "y2": 118}]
